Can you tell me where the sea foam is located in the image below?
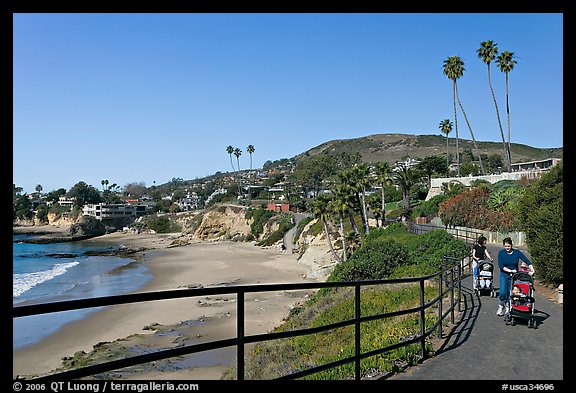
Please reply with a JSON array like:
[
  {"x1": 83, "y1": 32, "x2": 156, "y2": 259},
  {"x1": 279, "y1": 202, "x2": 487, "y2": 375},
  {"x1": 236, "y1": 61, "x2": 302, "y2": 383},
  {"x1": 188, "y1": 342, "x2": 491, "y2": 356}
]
[{"x1": 13, "y1": 261, "x2": 80, "y2": 297}]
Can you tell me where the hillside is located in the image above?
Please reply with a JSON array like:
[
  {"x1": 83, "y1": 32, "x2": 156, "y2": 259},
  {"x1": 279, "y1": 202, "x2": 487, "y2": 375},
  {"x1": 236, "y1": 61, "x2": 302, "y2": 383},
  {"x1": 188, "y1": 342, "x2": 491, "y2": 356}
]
[{"x1": 292, "y1": 133, "x2": 563, "y2": 166}]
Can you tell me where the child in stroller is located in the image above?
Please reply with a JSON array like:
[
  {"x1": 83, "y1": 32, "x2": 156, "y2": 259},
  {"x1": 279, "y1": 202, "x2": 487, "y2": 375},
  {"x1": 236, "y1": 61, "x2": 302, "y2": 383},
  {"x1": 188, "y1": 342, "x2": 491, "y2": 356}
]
[
  {"x1": 505, "y1": 272, "x2": 536, "y2": 328},
  {"x1": 474, "y1": 260, "x2": 497, "y2": 297}
]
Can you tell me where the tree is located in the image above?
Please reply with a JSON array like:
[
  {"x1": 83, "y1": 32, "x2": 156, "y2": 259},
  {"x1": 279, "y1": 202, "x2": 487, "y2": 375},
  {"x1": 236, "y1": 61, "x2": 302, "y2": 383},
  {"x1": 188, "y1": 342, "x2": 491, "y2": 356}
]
[
  {"x1": 443, "y1": 56, "x2": 485, "y2": 175},
  {"x1": 443, "y1": 56, "x2": 462, "y2": 177},
  {"x1": 439, "y1": 119, "x2": 453, "y2": 169},
  {"x1": 478, "y1": 40, "x2": 510, "y2": 172},
  {"x1": 226, "y1": 145, "x2": 236, "y2": 172},
  {"x1": 247, "y1": 144, "x2": 255, "y2": 171},
  {"x1": 67, "y1": 181, "x2": 103, "y2": 207},
  {"x1": 416, "y1": 155, "x2": 447, "y2": 188},
  {"x1": 308, "y1": 194, "x2": 342, "y2": 263},
  {"x1": 351, "y1": 164, "x2": 372, "y2": 235},
  {"x1": 373, "y1": 161, "x2": 392, "y2": 225},
  {"x1": 233, "y1": 147, "x2": 242, "y2": 171},
  {"x1": 101, "y1": 179, "x2": 109, "y2": 192},
  {"x1": 393, "y1": 164, "x2": 420, "y2": 214},
  {"x1": 35, "y1": 184, "x2": 43, "y2": 197},
  {"x1": 496, "y1": 49, "x2": 518, "y2": 168},
  {"x1": 330, "y1": 184, "x2": 351, "y2": 262}
]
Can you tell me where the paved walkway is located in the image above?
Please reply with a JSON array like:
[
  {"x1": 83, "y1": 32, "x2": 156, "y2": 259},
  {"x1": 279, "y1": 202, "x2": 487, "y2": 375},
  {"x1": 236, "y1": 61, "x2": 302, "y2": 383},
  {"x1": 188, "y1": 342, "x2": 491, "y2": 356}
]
[{"x1": 388, "y1": 243, "x2": 563, "y2": 381}]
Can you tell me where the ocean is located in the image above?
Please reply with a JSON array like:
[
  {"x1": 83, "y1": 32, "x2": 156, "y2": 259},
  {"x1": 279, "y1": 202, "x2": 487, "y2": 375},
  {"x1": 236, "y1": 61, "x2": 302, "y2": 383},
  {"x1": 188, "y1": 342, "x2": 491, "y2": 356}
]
[{"x1": 13, "y1": 233, "x2": 153, "y2": 350}]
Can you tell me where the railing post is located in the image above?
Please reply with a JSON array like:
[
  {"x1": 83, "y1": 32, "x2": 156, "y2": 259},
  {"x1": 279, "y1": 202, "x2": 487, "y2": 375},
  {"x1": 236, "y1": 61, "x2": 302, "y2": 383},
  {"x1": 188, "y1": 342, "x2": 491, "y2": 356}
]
[
  {"x1": 354, "y1": 283, "x2": 361, "y2": 381},
  {"x1": 419, "y1": 279, "x2": 426, "y2": 359},
  {"x1": 437, "y1": 270, "x2": 443, "y2": 339},
  {"x1": 450, "y1": 266, "x2": 455, "y2": 324},
  {"x1": 457, "y1": 260, "x2": 462, "y2": 313},
  {"x1": 237, "y1": 290, "x2": 245, "y2": 381}
]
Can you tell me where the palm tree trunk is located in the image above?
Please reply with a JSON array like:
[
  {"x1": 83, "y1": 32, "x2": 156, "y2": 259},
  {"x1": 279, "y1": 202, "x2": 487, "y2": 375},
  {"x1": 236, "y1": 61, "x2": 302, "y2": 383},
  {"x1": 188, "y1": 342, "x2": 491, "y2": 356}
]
[
  {"x1": 348, "y1": 211, "x2": 361, "y2": 238},
  {"x1": 339, "y1": 213, "x2": 347, "y2": 262},
  {"x1": 322, "y1": 219, "x2": 342, "y2": 263},
  {"x1": 455, "y1": 83, "x2": 485, "y2": 175},
  {"x1": 488, "y1": 65, "x2": 510, "y2": 172},
  {"x1": 380, "y1": 186, "x2": 386, "y2": 225},
  {"x1": 505, "y1": 72, "x2": 512, "y2": 169},
  {"x1": 453, "y1": 81, "x2": 460, "y2": 177},
  {"x1": 446, "y1": 135, "x2": 449, "y2": 169},
  {"x1": 359, "y1": 190, "x2": 369, "y2": 235}
]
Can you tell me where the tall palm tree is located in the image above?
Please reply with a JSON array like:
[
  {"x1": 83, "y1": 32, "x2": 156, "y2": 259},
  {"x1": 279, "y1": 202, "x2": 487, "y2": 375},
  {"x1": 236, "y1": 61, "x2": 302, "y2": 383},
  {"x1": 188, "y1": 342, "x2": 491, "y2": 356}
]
[
  {"x1": 443, "y1": 56, "x2": 461, "y2": 177},
  {"x1": 496, "y1": 50, "x2": 518, "y2": 169},
  {"x1": 373, "y1": 161, "x2": 392, "y2": 225},
  {"x1": 226, "y1": 145, "x2": 235, "y2": 172},
  {"x1": 233, "y1": 147, "x2": 242, "y2": 197},
  {"x1": 247, "y1": 144, "x2": 256, "y2": 186},
  {"x1": 478, "y1": 40, "x2": 510, "y2": 172},
  {"x1": 247, "y1": 144, "x2": 255, "y2": 170},
  {"x1": 443, "y1": 56, "x2": 486, "y2": 175},
  {"x1": 438, "y1": 119, "x2": 453, "y2": 170}
]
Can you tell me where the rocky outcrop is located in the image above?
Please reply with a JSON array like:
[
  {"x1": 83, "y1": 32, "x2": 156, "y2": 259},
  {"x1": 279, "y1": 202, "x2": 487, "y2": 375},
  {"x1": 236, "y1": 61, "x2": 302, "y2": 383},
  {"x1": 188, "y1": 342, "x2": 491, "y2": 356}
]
[{"x1": 173, "y1": 204, "x2": 282, "y2": 243}]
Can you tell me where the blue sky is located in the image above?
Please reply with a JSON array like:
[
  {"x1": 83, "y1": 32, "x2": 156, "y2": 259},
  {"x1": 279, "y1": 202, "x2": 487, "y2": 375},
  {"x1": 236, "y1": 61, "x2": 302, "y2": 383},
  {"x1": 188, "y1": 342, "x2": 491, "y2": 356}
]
[{"x1": 13, "y1": 13, "x2": 563, "y2": 194}]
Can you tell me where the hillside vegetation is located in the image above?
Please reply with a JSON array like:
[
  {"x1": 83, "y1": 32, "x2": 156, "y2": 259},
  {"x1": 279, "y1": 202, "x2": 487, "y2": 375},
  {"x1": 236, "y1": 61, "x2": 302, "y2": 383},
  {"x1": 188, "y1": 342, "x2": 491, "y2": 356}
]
[
  {"x1": 289, "y1": 133, "x2": 561, "y2": 168},
  {"x1": 223, "y1": 223, "x2": 470, "y2": 380}
]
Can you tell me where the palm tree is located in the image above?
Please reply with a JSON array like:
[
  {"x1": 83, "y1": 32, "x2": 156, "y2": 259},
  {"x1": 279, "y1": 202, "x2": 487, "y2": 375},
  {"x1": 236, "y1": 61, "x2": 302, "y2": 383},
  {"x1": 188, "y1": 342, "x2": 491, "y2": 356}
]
[
  {"x1": 496, "y1": 50, "x2": 518, "y2": 169},
  {"x1": 373, "y1": 161, "x2": 392, "y2": 225},
  {"x1": 344, "y1": 230, "x2": 361, "y2": 258},
  {"x1": 247, "y1": 144, "x2": 256, "y2": 187},
  {"x1": 351, "y1": 164, "x2": 372, "y2": 235},
  {"x1": 233, "y1": 147, "x2": 242, "y2": 197},
  {"x1": 337, "y1": 169, "x2": 362, "y2": 237},
  {"x1": 226, "y1": 145, "x2": 236, "y2": 172},
  {"x1": 247, "y1": 144, "x2": 255, "y2": 171},
  {"x1": 309, "y1": 194, "x2": 342, "y2": 263},
  {"x1": 438, "y1": 119, "x2": 453, "y2": 170},
  {"x1": 478, "y1": 40, "x2": 510, "y2": 172},
  {"x1": 393, "y1": 164, "x2": 420, "y2": 214},
  {"x1": 443, "y1": 57, "x2": 462, "y2": 177},
  {"x1": 443, "y1": 56, "x2": 485, "y2": 175},
  {"x1": 101, "y1": 179, "x2": 109, "y2": 192},
  {"x1": 330, "y1": 184, "x2": 351, "y2": 262}
]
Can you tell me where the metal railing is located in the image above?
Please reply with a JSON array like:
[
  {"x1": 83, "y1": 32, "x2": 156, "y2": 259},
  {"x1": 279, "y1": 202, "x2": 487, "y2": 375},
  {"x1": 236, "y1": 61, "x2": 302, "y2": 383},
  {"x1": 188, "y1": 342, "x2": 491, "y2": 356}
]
[{"x1": 14, "y1": 255, "x2": 470, "y2": 381}]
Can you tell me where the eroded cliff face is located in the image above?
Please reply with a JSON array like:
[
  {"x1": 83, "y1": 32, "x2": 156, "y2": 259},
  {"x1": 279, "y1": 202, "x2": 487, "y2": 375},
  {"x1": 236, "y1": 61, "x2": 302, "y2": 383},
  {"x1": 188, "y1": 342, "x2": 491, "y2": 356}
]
[{"x1": 173, "y1": 204, "x2": 280, "y2": 242}]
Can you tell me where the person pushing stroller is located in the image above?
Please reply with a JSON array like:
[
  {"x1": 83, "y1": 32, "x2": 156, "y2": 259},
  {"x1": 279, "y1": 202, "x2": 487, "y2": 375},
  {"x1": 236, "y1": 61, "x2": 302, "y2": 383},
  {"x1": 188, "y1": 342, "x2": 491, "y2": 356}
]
[
  {"x1": 472, "y1": 236, "x2": 493, "y2": 290},
  {"x1": 496, "y1": 237, "x2": 535, "y2": 316}
]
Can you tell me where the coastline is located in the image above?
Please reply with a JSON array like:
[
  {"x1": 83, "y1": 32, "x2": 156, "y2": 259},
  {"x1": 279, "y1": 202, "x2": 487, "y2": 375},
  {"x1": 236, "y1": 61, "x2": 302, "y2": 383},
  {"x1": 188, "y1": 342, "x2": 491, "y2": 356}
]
[{"x1": 13, "y1": 229, "x2": 323, "y2": 380}]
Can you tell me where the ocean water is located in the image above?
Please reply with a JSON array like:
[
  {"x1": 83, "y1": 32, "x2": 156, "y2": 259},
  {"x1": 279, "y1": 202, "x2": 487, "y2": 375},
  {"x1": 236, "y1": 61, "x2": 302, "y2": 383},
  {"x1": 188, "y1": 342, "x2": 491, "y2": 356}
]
[{"x1": 13, "y1": 233, "x2": 153, "y2": 350}]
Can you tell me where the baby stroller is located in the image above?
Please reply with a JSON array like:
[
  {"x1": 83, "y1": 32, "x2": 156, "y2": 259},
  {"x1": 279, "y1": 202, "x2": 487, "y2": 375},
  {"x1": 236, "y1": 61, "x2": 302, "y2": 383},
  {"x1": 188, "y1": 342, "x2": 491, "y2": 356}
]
[
  {"x1": 474, "y1": 260, "x2": 497, "y2": 297},
  {"x1": 504, "y1": 272, "x2": 536, "y2": 328}
]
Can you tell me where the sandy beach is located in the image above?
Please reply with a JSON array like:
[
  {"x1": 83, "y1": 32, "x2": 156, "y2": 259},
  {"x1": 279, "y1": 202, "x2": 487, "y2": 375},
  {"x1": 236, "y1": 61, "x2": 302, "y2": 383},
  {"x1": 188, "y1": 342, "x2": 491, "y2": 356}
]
[{"x1": 13, "y1": 229, "x2": 327, "y2": 380}]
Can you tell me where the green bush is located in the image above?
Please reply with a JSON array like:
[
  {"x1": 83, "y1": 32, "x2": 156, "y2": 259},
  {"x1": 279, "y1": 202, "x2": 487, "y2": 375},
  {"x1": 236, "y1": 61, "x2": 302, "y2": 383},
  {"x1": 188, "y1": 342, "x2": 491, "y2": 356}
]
[
  {"x1": 329, "y1": 239, "x2": 409, "y2": 282},
  {"x1": 518, "y1": 161, "x2": 563, "y2": 286}
]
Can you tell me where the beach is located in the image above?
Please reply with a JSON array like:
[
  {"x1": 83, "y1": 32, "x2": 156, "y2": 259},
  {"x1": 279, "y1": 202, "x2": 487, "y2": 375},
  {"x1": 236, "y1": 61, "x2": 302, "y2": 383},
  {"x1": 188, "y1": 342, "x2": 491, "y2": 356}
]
[{"x1": 13, "y1": 228, "x2": 326, "y2": 380}]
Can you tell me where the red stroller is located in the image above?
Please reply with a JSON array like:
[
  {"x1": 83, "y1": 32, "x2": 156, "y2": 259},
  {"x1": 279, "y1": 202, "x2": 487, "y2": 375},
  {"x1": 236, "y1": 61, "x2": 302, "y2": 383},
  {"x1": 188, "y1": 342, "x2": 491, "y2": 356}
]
[{"x1": 504, "y1": 272, "x2": 536, "y2": 328}]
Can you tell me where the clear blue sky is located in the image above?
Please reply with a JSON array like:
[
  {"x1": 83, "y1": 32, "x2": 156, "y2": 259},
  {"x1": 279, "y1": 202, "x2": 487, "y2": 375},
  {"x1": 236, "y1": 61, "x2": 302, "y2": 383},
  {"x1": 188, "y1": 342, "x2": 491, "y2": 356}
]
[{"x1": 13, "y1": 13, "x2": 563, "y2": 194}]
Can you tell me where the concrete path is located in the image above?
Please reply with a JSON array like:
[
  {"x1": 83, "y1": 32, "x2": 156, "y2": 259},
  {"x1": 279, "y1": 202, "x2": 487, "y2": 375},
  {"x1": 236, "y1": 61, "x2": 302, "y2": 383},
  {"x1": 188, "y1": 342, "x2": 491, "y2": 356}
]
[{"x1": 388, "y1": 243, "x2": 563, "y2": 381}]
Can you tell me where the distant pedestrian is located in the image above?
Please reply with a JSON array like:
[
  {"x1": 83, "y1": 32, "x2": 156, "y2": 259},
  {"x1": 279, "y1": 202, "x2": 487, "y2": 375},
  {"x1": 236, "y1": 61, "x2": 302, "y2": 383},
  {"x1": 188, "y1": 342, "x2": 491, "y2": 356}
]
[
  {"x1": 472, "y1": 235, "x2": 493, "y2": 289},
  {"x1": 496, "y1": 237, "x2": 535, "y2": 316}
]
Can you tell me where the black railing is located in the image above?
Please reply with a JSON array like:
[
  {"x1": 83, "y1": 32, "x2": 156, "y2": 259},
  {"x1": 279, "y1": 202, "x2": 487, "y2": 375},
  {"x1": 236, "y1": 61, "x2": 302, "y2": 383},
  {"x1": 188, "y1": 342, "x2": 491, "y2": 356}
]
[{"x1": 14, "y1": 224, "x2": 480, "y2": 381}]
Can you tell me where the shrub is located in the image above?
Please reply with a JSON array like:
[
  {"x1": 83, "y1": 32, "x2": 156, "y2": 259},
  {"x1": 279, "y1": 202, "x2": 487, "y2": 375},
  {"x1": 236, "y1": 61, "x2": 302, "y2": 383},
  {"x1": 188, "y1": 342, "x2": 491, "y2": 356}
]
[{"x1": 517, "y1": 161, "x2": 563, "y2": 286}]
